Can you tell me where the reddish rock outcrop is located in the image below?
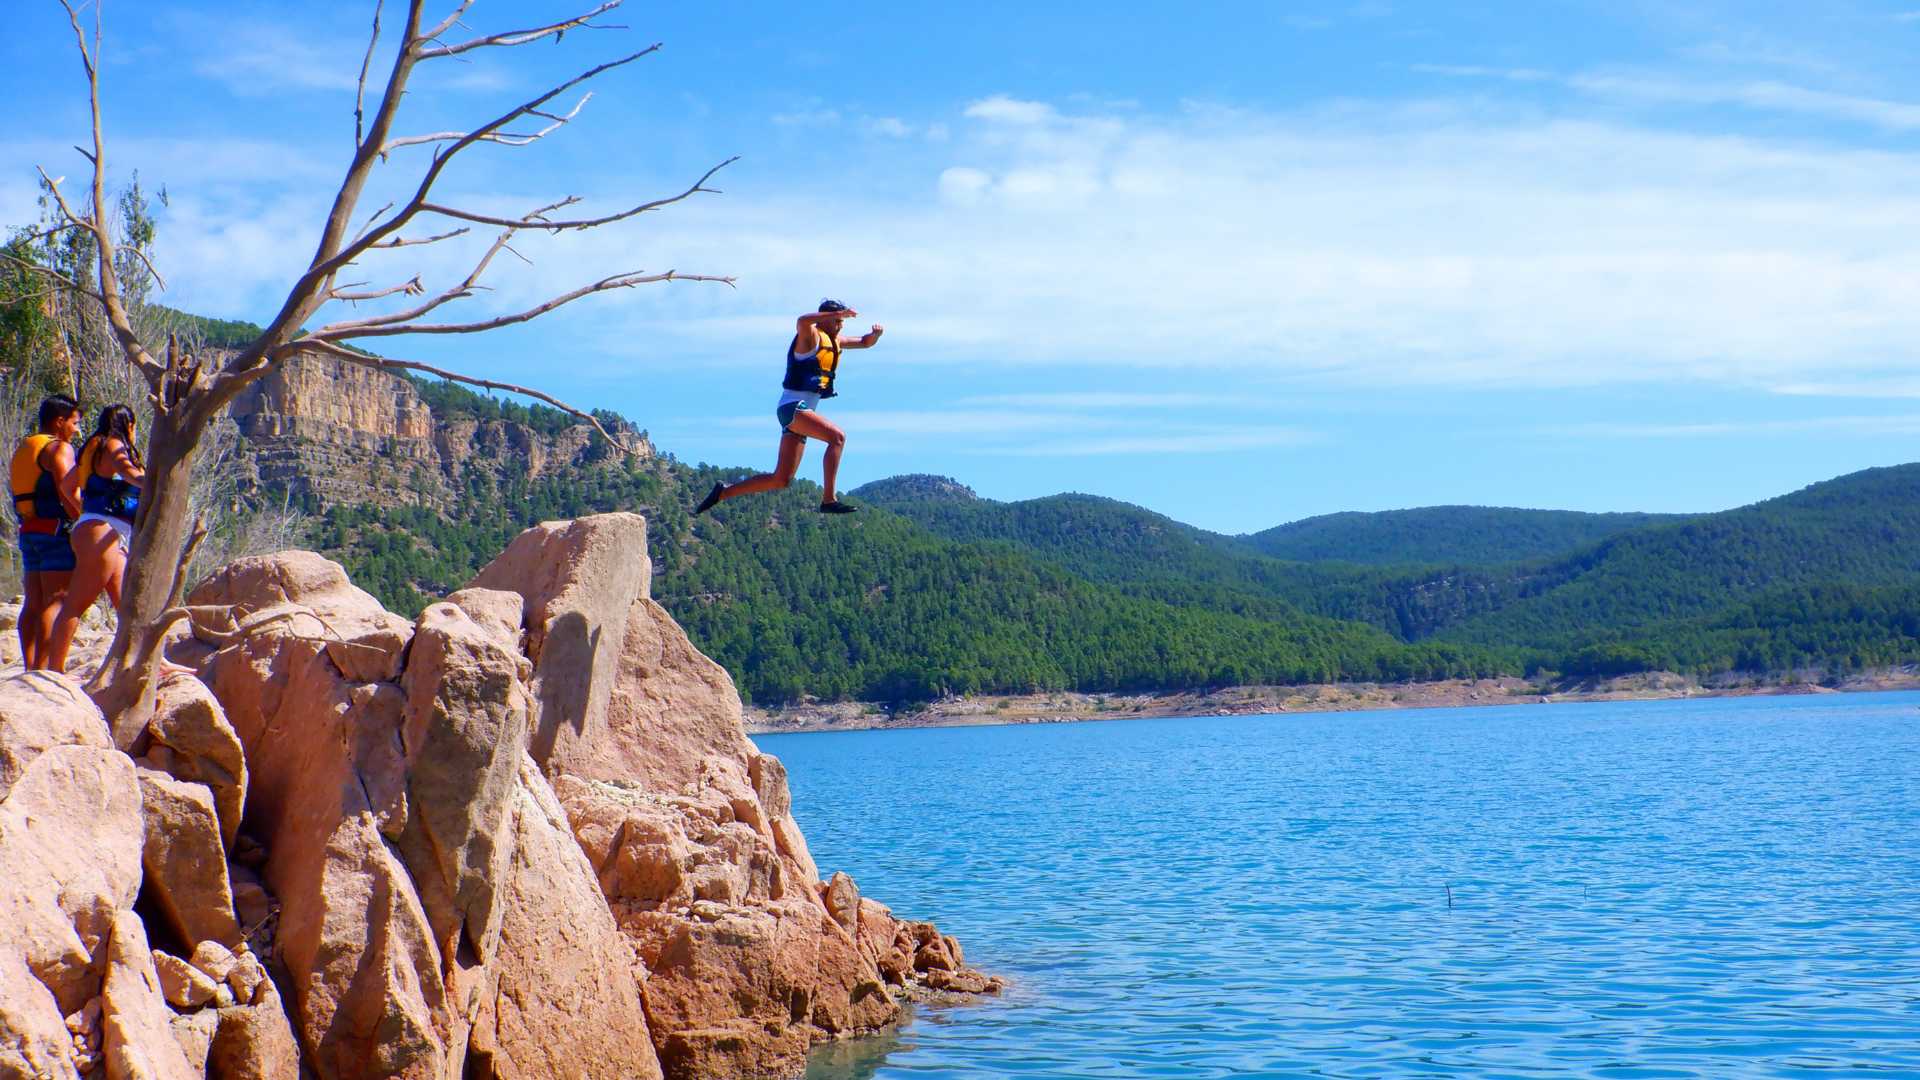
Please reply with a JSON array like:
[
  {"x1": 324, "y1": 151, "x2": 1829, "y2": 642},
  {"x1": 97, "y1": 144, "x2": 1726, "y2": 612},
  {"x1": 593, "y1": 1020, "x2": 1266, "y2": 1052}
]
[
  {"x1": 471, "y1": 514, "x2": 1000, "y2": 1078},
  {"x1": 3, "y1": 514, "x2": 995, "y2": 1079}
]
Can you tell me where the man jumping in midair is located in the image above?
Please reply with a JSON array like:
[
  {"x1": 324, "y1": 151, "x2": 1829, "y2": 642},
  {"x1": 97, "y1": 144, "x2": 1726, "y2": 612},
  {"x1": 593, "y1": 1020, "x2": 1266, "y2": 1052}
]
[{"x1": 696, "y1": 299, "x2": 884, "y2": 515}]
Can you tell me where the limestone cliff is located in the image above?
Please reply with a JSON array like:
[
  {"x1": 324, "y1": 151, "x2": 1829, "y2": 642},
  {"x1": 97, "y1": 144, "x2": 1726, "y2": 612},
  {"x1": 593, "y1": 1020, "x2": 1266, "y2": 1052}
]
[
  {"x1": 227, "y1": 349, "x2": 651, "y2": 511},
  {"x1": 0, "y1": 515, "x2": 997, "y2": 1080}
]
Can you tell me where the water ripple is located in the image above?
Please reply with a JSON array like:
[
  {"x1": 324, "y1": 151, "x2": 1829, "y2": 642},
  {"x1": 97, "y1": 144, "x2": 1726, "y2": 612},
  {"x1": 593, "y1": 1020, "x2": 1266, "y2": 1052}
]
[{"x1": 767, "y1": 693, "x2": 1920, "y2": 1079}]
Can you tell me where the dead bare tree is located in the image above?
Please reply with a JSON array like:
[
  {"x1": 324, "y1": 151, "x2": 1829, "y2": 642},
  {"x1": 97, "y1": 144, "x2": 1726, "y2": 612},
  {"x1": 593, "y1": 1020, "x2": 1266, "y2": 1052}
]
[{"x1": 26, "y1": 0, "x2": 735, "y2": 730}]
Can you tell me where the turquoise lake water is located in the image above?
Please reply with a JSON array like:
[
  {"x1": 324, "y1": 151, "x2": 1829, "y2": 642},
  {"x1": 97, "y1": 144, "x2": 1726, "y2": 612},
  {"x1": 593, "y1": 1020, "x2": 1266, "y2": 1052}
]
[{"x1": 757, "y1": 692, "x2": 1920, "y2": 1079}]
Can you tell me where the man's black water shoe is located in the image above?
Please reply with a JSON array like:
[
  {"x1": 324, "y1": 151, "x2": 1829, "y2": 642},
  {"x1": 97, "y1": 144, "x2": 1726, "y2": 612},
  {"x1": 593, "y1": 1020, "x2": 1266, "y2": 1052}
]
[
  {"x1": 818, "y1": 500, "x2": 859, "y2": 514},
  {"x1": 695, "y1": 482, "x2": 724, "y2": 516}
]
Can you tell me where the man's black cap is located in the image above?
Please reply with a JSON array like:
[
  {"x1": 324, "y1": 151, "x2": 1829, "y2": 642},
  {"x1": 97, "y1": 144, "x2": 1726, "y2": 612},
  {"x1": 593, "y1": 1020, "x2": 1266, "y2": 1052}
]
[{"x1": 818, "y1": 298, "x2": 849, "y2": 313}]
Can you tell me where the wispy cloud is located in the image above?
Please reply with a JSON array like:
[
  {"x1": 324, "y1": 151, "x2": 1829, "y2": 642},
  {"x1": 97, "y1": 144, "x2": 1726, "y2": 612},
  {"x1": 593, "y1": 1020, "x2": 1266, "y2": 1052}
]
[
  {"x1": 90, "y1": 87, "x2": 1920, "y2": 400},
  {"x1": 864, "y1": 116, "x2": 915, "y2": 138},
  {"x1": 772, "y1": 109, "x2": 841, "y2": 127},
  {"x1": 1771, "y1": 377, "x2": 1920, "y2": 399},
  {"x1": 980, "y1": 428, "x2": 1319, "y2": 456},
  {"x1": 176, "y1": 15, "x2": 365, "y2": 95},
  {"x1": 957, "y1": 392, "x2": 1255, "y2": 409},
  {"x1": 1551, "y1": 416, "x2": 1920, "y2": 439},
  {"x1": 962, "y1": 96, "x2": 1057, "y2": 125},
  {"x1": 1419, "y1": 62, "x2": 1920, "y2": 131},
  {"x1": 1567, "y1": 72, "x2": 1920, "y2": 131}
]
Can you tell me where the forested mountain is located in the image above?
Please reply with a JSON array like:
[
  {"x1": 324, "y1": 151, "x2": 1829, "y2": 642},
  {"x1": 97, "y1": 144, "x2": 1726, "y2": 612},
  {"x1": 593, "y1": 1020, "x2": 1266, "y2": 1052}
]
[
  {"x1": 1245, "y1": 506, "x2": 1686, "y2": 566},
  {"x1": 288, "y1": 380, "x2": 1920, "y2": 703},
  {"x1": 1424, "y1": 466, "x2": 1920, "y2": 659},
  {"x1": 316, "y1": 434, "x2": 1509, "y2": 703}
]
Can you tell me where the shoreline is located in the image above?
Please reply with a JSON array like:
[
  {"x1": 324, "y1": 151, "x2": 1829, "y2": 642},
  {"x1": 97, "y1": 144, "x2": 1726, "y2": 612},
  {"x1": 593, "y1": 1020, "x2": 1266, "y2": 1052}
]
[{"x1": 745, "y1": 669, "x2": 1920, "y2": 735}]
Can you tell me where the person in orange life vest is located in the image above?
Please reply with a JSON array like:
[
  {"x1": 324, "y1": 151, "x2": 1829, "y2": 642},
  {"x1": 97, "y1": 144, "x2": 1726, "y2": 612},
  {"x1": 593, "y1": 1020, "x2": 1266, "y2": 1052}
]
[
  {"x1": 694, "y1": 299, "x2": 885, "y2": 516},
  {"x1": 46, "y1": 404, "x2": 143, "y2": 675},
  {"x1": 10, "y1": 394, "x2": 83, "y2": 670}
]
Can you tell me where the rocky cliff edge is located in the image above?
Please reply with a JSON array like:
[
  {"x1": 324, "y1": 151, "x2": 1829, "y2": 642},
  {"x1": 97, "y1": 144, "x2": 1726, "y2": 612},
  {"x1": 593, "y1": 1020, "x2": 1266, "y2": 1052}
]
[{"x1": 0, "y1": 513, "x2": 998, "y2": 1080}]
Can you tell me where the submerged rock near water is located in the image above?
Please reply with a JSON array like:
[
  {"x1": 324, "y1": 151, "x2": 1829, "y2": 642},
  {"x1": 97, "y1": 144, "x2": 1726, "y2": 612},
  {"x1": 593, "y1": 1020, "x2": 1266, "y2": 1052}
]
[{"x1": 0, "y1": 513, "x2": 998, "y2": 1079}]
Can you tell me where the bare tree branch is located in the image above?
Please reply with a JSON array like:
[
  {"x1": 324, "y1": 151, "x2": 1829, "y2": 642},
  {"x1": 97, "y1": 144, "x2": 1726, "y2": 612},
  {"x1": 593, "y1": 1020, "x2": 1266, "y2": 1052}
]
[
  {"x1": 45, "y1": 7, "x2": 165, "y2": 381},
  {"x1": 14, "y1": 221, "x2": 88, "y2": 248},
  {"x1": 318, "y1": 198, "x2": 572, "y2": 335},
  {"x1": 315, "y1": 268, "x2": 734, "y2": 343},
  {"x1": 328, "y1": 276, "x2": 426, "y2": 302},
  {"x1": 368, "y1": 226, "x2": 470, "y2": 249},
  {"x1": 121, "y1": 242, "x2": 169, "y2": 292},
  {"x1": 243, "y1": 33, "x2": 658, "y2": 364},
  {"x1": 239, "y1": 0, "x2": 430, "y2": 367},
  {"x1": 355, "y1": 0, "x2": 386, "y2": 146},
  {"x1": 54, "y1": 0, "x2": 94, "y2": 80},
  {"x1": 381, "y1": 93, "x2": 593, "y2": 155},
  {"x1": 34, "y1": 167, "x2": 95, "y2": 237},
  {"x1": 293, "y1": 338, "x2": 640, "y2": 452},
  {"x1": 166, "y1": 517, "x2": 210, "y2": 609},
  {"x1": 0, "y1": 250, "x2": 106, "y2": 303},
  {"x1": 420, "y1": 154, "x2": 737, "y2": 231},
  {"x1": 419, "y1": 0, "x2": 477, "y2": 43},
  {"x1": 420, "y1": 1, "x2": 624, "y2": 58}
]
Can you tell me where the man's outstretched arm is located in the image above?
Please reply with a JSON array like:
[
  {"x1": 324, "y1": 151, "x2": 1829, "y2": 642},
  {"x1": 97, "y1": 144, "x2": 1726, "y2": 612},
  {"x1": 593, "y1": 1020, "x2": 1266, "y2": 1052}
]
[{"x1": 840, "y1": 324, "x2": 885, "y2": 349}]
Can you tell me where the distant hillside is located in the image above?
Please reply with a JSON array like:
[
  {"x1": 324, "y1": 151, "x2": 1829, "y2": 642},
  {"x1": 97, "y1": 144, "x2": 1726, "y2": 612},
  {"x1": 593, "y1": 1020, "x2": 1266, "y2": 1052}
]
[
  {"x1": 855, "y1": 466, "x2": 1920, "y2": 680},
  {"x1": 320, "y1": 457, "x2": 1508, "y2": 704},
  {"x1": 216, "y1": 358, "x2": 1920, "y2": 700},
  {"x1": 1246, "y1": 506, "x2": 1686, "y2": 566},
  {"x1": 1427, "y1": 465, "x2": 1920, "y2": 661},
  {"x1": 849, "y1": 474, "x2": 980, "y2": 504}
]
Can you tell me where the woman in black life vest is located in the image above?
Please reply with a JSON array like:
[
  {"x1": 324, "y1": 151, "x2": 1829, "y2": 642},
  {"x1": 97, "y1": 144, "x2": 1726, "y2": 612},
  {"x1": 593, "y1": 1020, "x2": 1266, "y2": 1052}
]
[
  {"x1": 46, "y1": 404, "x2": 144, "y2": 674},
  {"x1": 695, "y1": 299, "x2": 884, "y2": 515}
]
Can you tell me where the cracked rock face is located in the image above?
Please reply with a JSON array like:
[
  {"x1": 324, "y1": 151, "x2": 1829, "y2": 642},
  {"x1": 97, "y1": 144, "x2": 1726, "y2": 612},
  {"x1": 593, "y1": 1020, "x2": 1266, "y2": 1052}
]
[{"x1": 3, "y1": 513, "x2": 997, "y2": 1080}]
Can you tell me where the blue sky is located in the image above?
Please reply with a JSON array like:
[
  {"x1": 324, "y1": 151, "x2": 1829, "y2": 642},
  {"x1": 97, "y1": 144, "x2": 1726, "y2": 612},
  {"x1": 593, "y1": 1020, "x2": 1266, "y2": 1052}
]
[{"x1": 8, "y1": 1, "x2": 1920, "y2": 533}]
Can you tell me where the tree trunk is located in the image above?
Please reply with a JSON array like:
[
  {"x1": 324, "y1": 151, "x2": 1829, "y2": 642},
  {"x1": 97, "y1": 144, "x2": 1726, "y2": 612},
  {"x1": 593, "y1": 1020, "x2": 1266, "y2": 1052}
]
[{"x1": 88, "y1": 405, "x2": 205, "y2": 746}]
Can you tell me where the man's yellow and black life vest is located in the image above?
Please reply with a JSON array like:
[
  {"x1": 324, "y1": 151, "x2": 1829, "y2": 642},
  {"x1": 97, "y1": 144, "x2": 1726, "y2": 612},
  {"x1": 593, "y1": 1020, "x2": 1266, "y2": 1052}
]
[
  {"x1": 783, "y1": 330, "x2": 843, "y2": 398},
  {"x1": 10, "y1": 434, "x2": 69, "y2": 535}
]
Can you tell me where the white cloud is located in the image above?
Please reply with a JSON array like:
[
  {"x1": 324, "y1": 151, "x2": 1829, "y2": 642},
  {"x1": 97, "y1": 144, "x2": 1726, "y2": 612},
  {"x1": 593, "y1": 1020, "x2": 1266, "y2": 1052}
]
[
  {"x1": 1567, "y1": 73, "x2": 1920, "y2": 131},
  {"x1": 1421, "y1": 63, "x2": 1920, "y2": 131},
  {"x1": 1551, "y1": 416, "x2": 1920, "y2": 438},
  {"x1": 180, "y1": 17, "x2": 365, "y2": 95},
  {"x1": 980, "y1": 428, "x2": 1319, "y2": 456},
  {"x1": 962, "y1": 96, "x2": 1057, "y2": 126},
  {"x1": 569, "y1": 99, "x2": 1920, "y2": 392},
  {"x1": 957, "y1": 392, "x2": 1254, "y2": 409},
  {"x1": 772, "y1": 109, "x2": 841, "y2": 127},
  {"x1": 91, "y1": 92, "x2": 1920, "y2": 399},
  {"x1": 936, "y1": 167, "x2": 991, "y2": 204},
  {"x1": 865, "y1": 117, "x2": 914, "y2": 138}
]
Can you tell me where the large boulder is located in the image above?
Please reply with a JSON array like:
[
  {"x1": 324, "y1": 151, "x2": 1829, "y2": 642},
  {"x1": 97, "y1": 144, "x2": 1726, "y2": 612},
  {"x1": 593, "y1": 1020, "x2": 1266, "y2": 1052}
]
[
  {"x1": 467, "y1": 514, "x2": 652, "y2": 776},
  {"x1": 0, "y1": 946, "x2": 80, "y2": 1080},
  {"x1": 99, "y1": 911, "x2": 197, "y2": 1080},
  {"x1": 188, "y1": 549, "x2": 413, "y2": 683},
  {"x1": 468, "y1": 757, "x2": 662, "y2": 1080},
  {"x1": 207, "y1": 978, "x2": 302, "y2": 1080},
  {"x1": 0, "y1": 671, "x2": 108, "y2": 801},
  {"x1": 628, "y1": 899, "x2": 896, "y2": 1079},
  {"x1": 140, "y1": 675, "x2": 247, "y2": 849},
  {"x1": 397, "y1": 601, "x2": 534, "y2": 969},
  {"x1": 0, "y1": 745, "x2": 144, "y2": 1014},
  {"x1": 204, "y1": 626, "x2": 449, "y2": 1078},
  {"x1": 134, "y1": 767, "x2": 243, "y2": 950}
]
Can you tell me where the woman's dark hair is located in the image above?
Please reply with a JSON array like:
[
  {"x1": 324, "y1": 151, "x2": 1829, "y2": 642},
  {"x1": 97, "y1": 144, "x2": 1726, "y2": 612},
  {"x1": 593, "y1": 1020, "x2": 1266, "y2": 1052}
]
[
  {"x1": 80, "y1": 404, "x2": 143, "y2": 473},
  {"x1": 36, "y1": 394, "x2": 79, "y2": 432}
]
